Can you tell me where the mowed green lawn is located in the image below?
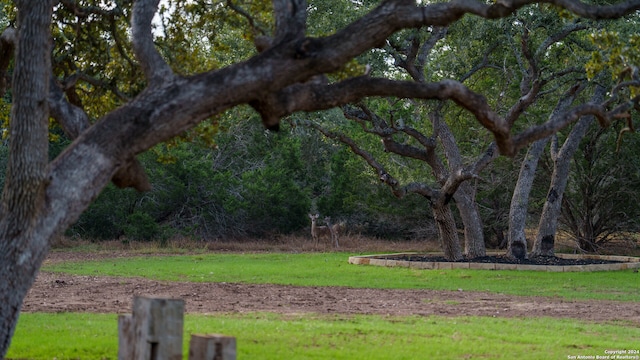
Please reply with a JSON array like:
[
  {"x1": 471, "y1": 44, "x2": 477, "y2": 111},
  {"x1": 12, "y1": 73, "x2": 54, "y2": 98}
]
[
  {"x1": 7, "y1": 251, "x2": 640, "y2": 359},
  {"x1": 44, "y1": 252, "x2": 640, "y2": 301}
]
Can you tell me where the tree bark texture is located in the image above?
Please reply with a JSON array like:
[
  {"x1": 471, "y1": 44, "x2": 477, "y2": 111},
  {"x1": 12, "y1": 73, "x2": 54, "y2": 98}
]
[
  {"x1": 434, "y1": 113, "x2": 487, "y2": 258},
  {"x1": 507, "y1": 137, "x2": 549, "y2": 259},
  {"x1": 0, "y1": 0, "x2": 53, "y2": 355},
  {"x1": 531, "y1": 87, "x2": 606, "y2": 256},
  {"x1": 453, "y1": 183, "x2": 486, "y2": 258},
  {"x1": 432, "y1": 203, "x2": 463, "y2": 261}
]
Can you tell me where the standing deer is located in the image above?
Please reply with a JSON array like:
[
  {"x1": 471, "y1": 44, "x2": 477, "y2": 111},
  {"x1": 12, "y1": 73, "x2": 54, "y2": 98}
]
[
  {"x1": 324, "y1": 216, "x2": 340, "y2": 248},
  {"x1": 308, "y1": 213, "x2": 333, "y2": 247}
]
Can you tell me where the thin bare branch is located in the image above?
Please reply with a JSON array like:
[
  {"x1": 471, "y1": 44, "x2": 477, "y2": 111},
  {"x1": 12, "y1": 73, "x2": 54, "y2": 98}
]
[
  {"x1": 417, "y1": 27, "x2": 448, "y2": 71},
  {"x1": 108, "y1": 15, "x2": 137, "y2": 70},
  {"x1": 226, "y1": 0, "x2": 271, "y2": 51},
  {"x1": 342, "y1": 106, "x2": 397, "y2": 137},
  {"x1": 460, "y1": 44, "x2": 502, "y2": 83},
  {"x1": 534, "y1": 22, "x2": 590, "y2": 59},
  {"x1": 389, "y1": 27, "x2": 448, "y2": 82},
  {"x1": 606, "y1": 79, "x2": 640, "y2": 107},
  {"x1": 61, "y1": 72, "x2": 131, "y2": 102},
  {"x1": 226, "y1": 0, "x2": 267, "y2": 36},
  {"x1": 297, "y1": 119, "x2": 398, "y2": 187},
  {"x1": 297, "y1": 118, "x2": 441, "y2": 201}
]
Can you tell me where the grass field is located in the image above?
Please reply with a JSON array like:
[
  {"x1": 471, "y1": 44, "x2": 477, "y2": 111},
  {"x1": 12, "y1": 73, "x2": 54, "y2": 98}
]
[
  {"x1": 8, "y1": 312, "x2": 640, "y2": 360},
  {"x1": 7, "y1": 246, "x2": 640, "y2": 359},
  {"x1": 44, "y1": 252, "x2": 640, "y2": 301}
]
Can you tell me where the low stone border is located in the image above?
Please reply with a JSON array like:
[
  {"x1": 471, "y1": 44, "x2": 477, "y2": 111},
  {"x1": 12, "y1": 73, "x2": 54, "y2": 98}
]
[{"x1": 348, "y1": 252, "x2": 640, "y2": 272}]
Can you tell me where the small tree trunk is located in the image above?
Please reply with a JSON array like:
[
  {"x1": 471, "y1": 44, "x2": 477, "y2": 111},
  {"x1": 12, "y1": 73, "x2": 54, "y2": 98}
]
[
  {"x1": 432, "y1": 203, "x2": 463, "y2": 261},
  {"x1": 435, "y1": 113, "x2": 486, "y2": 258},
  {"x1": 507, "y1": 137, "x2": 549, "y2": 259},
  {"x1": 454, "y1": 182, "x2": 486, "y2": 258},
  {"x1": 531, "y1": 186, "x2": 563, "y2": 257}
]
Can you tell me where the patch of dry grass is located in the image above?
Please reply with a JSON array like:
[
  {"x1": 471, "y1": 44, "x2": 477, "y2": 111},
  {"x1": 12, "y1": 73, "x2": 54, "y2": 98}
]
[
  {"x1": 53, "y1": 233, "x2": 441, "y2": 254},
  {"x1": 52, "y1": 229, "x2": 639, "y2": 257}
]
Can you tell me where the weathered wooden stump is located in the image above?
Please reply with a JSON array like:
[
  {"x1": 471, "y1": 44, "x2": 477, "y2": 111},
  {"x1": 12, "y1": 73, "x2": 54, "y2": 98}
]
[
  {"x1": 188, "y1": 334, "x2": 237, "y2": 360},
  {"x1": 118, "y1": 296, "x2": 237, "y2": 360},
  {"x1": 119, "y1": 296, "x2": 185, "y2": 360}
]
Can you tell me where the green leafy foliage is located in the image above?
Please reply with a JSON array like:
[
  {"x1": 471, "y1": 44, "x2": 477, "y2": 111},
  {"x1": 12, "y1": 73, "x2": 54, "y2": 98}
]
[
  {"x1": 587, "y1": 29, "x2": 640, "y2": 97},
  {"x1": 237, "y1": 133, "x2": 311, "y2": 235},
  {"x1": 561, "y1": 125, "x2": 640, "y2": 251},
  {"x1": 122, "y1": 211, "x2": 162, "y2": 242}
]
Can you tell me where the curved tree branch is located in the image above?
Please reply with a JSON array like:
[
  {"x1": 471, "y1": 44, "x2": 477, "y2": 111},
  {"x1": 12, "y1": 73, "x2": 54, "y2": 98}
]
[
  {"x1": 510, "y1": 95, "x2": 638, "y2": 150},
  {"x1": 109, "y1": 14, "x2": 137, "y2": 71},
  {"x1": 226, "y1": 0, "x2": 271, "y2": 52},
  {"x1": 61, "y1": 72, "x2": 131, "y2": 102},
  {"x1": 534, "y1": 22, "x2": 589, "y2": 59},
  {"x1": 253, "y1": 77, "x2": 507, "y2": 141},
  {"x1": 48, "y1": 76, "x2": 151, "y2": 191},
  {"x1": 296, "y1": 118, "x2": 442, "y2": 201},
  {"x1": 131, "y1": 0, "x2": 174, "y2": 86}
]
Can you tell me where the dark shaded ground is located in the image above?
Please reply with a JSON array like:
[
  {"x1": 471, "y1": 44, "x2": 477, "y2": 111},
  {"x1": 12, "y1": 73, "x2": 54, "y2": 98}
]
[
  {"x1": 384, "y1": 254, "x2": 622, "y2": 265},
  {"x1": 22, "y1": 250, "x2": 640, "y2": 325}
]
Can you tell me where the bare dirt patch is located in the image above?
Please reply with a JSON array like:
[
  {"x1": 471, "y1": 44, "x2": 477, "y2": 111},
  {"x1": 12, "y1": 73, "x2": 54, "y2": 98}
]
[{"x1": 23, "y1": 250, "x2": 640, "y2": 325}]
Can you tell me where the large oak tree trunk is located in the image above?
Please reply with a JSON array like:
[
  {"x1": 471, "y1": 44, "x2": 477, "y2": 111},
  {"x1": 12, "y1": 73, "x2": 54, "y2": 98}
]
[
  {"x1": 531, "y1": 178, "x2": 566, "y2": 257},
  {"x1": 0, "y1": 1, "x2": 53, "y2": 356},
  {"x1": 531, "y1": 87, "x2": 605, "y2": 257},
  {"x1": 432, "y1": 203, "x2": 463, "y2": 261},
  {"x1": 454, "y1": 183, "x2": 486, "y2": 258},
  {"x1": 435, "y1": 114, "x2": 486, "y2": 258},
  {"x1": 506, "y1": 137, "x2": 549, "y2": 259}
]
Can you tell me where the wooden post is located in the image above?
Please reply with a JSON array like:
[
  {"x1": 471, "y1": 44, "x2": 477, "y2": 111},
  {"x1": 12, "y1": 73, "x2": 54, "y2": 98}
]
[
  {"x1": 118, "y1": 314, "x2": 134, "y2": 360},
  {"x1": 188, "y1": 334, "x2": 236, "y2": 360},
  {"x1": 118, "y1": 296, "x2": 185, "y2": 360}
]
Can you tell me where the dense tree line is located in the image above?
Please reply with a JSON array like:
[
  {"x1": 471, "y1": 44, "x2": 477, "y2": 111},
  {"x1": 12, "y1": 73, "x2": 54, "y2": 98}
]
[
  {"x1": 63, "y1": 114, "x2": 437, "y2": 241},
  {"x1": 60, "y1": 96, "x2": 640, "y2": 249}
]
